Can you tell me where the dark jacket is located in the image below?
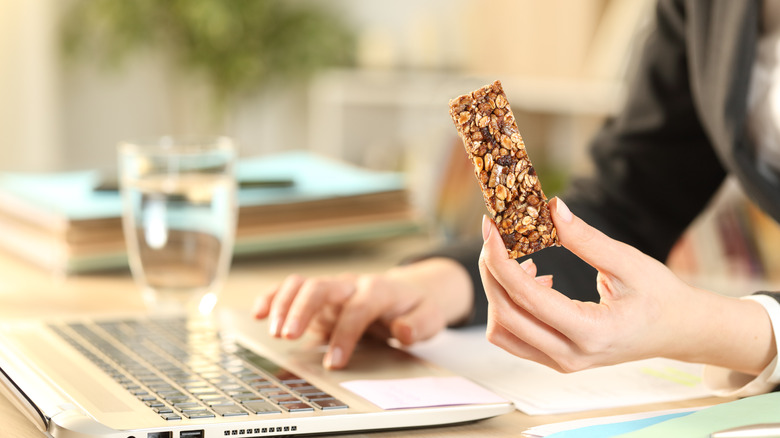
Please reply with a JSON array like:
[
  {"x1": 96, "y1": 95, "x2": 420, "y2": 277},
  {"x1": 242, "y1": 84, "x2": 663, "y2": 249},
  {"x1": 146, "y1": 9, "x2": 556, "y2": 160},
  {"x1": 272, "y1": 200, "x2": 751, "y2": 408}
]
[{"x1": 427, "y1": 0, "x2": 780, "y2": 324}]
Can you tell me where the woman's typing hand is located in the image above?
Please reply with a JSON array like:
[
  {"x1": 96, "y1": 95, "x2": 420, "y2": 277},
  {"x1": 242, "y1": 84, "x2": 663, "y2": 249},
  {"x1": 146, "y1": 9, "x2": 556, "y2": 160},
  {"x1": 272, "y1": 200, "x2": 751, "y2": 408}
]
[{"x1": 253, "y1": 257, "x2": 474, "y2": 369}]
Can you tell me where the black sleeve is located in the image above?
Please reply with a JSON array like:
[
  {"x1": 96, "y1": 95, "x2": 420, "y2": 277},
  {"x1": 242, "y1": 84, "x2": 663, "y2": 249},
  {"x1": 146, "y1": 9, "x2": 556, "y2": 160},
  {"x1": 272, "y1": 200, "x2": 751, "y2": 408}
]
[{"x1": 563, "y1": 0, "x2": 727, "y2": 261}]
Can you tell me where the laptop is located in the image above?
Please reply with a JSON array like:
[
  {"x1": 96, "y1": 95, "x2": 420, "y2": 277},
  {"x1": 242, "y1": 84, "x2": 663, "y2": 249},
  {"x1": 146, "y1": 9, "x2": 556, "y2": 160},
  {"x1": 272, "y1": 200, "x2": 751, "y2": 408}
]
[{"x1": 0, "y1": 308, "x2": 514, "y2": 438}]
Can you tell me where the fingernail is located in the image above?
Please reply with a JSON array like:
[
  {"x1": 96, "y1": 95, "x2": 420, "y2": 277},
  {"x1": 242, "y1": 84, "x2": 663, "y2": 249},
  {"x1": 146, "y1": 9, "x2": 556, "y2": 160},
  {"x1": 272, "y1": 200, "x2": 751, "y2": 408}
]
[
  {"x1": 519, "y1": 258, "x2": 534, "y2": 274},
  {"x1": 535, "y1": 274, "x2": 554, "y2": 286},
  {"x1": 281, "y1": 318, "x2": 299, "y2": 339},
  {"x1": 555, "y1": 197, "x2": 573, "y2": 223},
  {"x1": 324, "y1": 346, "x2": 343, "y2": 369},
  {"x1": 482, "y1": 215, "x2": 493, "y2": 240},
  {"x1": 269, "y1": 316, "x2": 281, "y2": 337},
  {"x1": 395, "y1": 321, "x2": 415, "y2": 344},
  {"x1": 252, "y1": 298, "x2": 267, "y2": 319}
]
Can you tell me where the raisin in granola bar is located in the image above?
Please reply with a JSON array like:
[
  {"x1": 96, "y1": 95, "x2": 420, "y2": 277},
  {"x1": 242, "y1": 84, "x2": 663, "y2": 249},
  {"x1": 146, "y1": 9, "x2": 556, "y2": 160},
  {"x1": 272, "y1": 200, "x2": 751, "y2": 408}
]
[{"x1": 449, "y1": 80, "x2": 559, "y2": 258}]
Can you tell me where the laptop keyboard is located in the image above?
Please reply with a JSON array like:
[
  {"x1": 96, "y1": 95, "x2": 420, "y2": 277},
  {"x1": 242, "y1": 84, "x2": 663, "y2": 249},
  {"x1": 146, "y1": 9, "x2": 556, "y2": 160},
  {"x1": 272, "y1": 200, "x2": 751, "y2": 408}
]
[{"x1": 49, "y1": 317, "x2": 348, "y2": 421}]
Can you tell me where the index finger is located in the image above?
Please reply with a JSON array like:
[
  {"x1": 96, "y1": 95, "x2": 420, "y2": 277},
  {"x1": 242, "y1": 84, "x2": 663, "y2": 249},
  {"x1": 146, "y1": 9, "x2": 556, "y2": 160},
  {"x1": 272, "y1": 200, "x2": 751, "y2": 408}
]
[
  {"x1": 281, "y1": 276, "x2": 355, "y2": 339},
  {"x1": 323, "y1": 275, "x2": 404, "y2": 369}
]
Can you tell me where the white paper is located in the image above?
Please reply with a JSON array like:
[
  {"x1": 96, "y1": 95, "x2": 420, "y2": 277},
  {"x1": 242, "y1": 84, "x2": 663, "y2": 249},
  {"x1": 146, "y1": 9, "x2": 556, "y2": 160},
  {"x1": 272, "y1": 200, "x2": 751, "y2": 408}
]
[
  {"x1": 340, "y1": 376, "x2": 508, "y2": 410},
  {"x1": 407, "y1": 326, "x2": 712, "y2": 415}
]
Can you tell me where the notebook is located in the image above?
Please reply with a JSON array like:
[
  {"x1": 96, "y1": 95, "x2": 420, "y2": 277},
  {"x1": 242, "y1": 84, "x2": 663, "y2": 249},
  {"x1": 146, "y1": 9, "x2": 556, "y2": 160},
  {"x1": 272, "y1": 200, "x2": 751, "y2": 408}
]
[{"x1": 0, "y1": 308, "x2": 513, "y2": 437}]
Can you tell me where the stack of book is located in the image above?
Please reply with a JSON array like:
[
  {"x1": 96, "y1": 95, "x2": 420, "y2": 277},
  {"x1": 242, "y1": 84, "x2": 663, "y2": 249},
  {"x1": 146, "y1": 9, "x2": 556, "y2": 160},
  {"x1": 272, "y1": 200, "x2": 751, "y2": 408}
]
[{"x1": 0, "y1": 151, "x2": 420, "y2": 274}]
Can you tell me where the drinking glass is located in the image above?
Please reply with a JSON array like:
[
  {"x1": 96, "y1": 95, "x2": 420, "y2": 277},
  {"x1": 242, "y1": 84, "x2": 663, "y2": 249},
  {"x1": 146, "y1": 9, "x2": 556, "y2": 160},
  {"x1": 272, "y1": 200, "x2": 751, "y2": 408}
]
[{"x1": 118, "y1": 136, "x2": 238, "y2": 315}]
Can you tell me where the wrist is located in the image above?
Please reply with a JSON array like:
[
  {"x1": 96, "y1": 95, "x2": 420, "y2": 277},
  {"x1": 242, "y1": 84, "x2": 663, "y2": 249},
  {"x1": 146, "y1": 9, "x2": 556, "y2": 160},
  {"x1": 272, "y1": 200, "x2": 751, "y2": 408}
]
[
  {"x1": 676, "y1": 290, "x2": 775, "y2": 376},
  {"x1": 701, "y1": 294, "x2": 780, "y2": 397},
  {"x1": 741, "y1": 294, "x2": 780, "y2": 380},
  {"x1": 388, "y1": 257, "x2": 474, "y2": 326}
]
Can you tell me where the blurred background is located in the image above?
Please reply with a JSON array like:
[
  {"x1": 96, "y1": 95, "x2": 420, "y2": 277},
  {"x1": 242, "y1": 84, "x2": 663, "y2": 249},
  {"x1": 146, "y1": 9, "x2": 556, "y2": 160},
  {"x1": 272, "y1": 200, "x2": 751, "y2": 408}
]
[{"x1": 0, "y1": 0, "x2": 652, "y2": 239}]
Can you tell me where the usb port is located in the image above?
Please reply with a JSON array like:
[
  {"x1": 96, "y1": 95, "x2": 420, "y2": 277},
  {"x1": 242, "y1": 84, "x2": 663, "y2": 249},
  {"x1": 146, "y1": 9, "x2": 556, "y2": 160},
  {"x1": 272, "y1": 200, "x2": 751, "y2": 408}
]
[
  {"x1": 146, "y1": 433, "x2": 172, "y2": 438},
  {"x1": 180, "y1": 430, "x2": 204, "y2": 438}
]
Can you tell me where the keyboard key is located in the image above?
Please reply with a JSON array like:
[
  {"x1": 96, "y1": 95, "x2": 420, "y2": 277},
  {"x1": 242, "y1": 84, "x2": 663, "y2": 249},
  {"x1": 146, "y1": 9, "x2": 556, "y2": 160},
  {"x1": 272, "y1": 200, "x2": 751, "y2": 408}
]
[
  {"x1": 147, "y1": 383, "x2": 176, "y2": 392},
  {"x1": 212, "y1": 404, "x2": 249, "y2": 417},
  {"x1": 279, "y1": 374, "x2": 306, "y2": 385},
  {"x1": 184, "y1": 382, "x2": 211, "y2": 392},
  {"x1": 311, "y1": 398, "x2": 349, "y2": 410},
  {"x1": 231, "y1": 393, "x2": 264, "y2": 403},
  {"x1": 222, "y1": 386, "x2": 247, "y2": 395},
  {"x1": 281, "y1": 402, "x2": 315, "y2": 413},
  {"x1": 270, "y1": 395, "x2": 300, "y2": 404},
  {"x1": 295, "y1": 388, "x2": 327, "y2": 399},
  {"x1": 158, "y1": 390, "x2": 186, "y2": 399},
  {"x1": 242, "y1": 401, "x2": 282, "y2": 415},
  {"x1": 258, "y1": 389, "x2": 287, "y2": 397},
  {"x1": 206, "y1": 398, "x2": 234, "y2": 407},
  {"x1": 189, "y1": 386, "x2": 217, "y2": 395},
  {"x1": 246, "y1": 379, "x2": 274, "y2": 388},
  {"x1": 182, "y1": 410, "x2": 215, "y2": 419}
]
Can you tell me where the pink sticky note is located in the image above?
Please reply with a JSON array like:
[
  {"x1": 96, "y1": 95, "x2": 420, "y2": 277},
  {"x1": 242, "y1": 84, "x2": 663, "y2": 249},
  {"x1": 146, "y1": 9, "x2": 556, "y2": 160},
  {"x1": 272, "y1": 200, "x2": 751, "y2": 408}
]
[{"x1": 340, "y1": 376, "x2": 509, "y2": 410}]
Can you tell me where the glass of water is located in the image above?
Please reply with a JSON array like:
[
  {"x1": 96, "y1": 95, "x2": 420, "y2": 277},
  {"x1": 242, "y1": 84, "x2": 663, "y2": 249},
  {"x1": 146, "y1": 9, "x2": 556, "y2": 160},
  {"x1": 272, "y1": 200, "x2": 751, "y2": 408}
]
[{"x1": 118, "y1": 136, "x2": 238, "y2": 315}]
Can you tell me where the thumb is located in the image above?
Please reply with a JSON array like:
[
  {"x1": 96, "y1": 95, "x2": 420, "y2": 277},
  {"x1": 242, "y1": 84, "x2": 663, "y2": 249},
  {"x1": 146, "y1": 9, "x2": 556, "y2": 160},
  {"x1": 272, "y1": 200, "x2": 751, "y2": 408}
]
[
  {"x1": 550, "y1": 197, "x2": 641, "y2": 276},
  {"x1": 390, "y1": 299, "x2": 447, "y2": 345}
]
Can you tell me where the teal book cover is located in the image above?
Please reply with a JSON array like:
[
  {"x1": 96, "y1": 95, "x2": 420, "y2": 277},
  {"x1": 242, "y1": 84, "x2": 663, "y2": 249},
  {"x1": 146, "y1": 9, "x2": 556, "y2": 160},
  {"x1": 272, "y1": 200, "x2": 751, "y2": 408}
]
[
  {"x1": 0, "y1": 151, "x2": 417, "y2": 273},
  {"x1": 0, "y1": 150, "x2": 407, "y2": 225}
]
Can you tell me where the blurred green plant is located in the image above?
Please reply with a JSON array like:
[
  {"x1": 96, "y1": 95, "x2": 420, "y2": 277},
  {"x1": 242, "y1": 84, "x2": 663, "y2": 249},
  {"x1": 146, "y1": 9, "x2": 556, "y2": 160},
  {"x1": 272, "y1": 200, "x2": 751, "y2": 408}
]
[{"x1": 60, "y1": 0, "x2": 356, "y2": 116}]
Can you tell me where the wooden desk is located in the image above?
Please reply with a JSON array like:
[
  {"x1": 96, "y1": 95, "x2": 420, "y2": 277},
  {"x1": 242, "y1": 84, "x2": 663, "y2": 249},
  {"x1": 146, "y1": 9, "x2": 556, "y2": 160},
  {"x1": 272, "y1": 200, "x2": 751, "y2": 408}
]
[{"x1": 0, "y1": 235, "x2": 734, "y2": 437}]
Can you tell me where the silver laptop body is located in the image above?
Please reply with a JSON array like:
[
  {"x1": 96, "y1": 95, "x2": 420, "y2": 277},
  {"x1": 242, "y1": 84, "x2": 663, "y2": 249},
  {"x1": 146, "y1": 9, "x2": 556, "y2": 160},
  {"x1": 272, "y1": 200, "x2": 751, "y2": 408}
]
[{"x1": 0, "y1": 308, "x2": 513, "y2": 438}]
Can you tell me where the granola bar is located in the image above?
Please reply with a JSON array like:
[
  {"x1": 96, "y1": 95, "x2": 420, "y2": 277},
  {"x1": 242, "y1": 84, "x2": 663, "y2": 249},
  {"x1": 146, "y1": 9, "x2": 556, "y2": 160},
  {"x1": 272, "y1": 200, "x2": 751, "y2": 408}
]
[{"x1": 448, "y1": 80, "x2": 559, "y2": 258}]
